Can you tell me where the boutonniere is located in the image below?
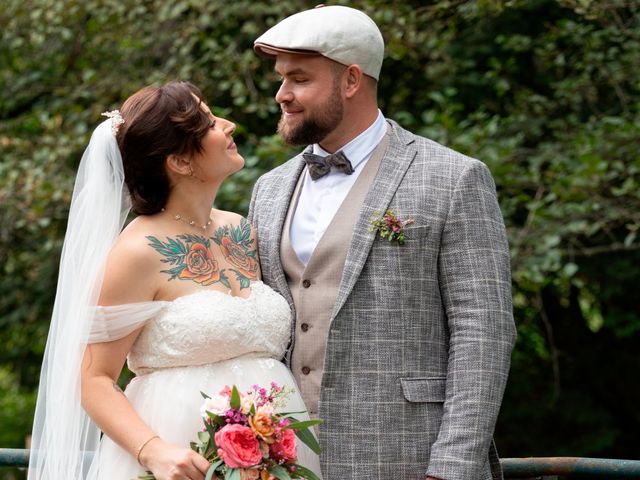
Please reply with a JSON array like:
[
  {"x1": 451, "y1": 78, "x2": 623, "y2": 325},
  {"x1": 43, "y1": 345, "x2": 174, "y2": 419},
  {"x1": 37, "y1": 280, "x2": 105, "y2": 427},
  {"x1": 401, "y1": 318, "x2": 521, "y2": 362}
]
[{"x1": 369, "y1": 210, "x2": 414, "y2": 245}]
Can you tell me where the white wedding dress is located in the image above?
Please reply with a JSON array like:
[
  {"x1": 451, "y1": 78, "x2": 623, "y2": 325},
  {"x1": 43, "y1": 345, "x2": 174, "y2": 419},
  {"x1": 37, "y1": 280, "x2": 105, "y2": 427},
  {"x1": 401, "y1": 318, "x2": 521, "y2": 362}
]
[{"x1": 86, "y1": 281, "x2": 321, "y2": 479}]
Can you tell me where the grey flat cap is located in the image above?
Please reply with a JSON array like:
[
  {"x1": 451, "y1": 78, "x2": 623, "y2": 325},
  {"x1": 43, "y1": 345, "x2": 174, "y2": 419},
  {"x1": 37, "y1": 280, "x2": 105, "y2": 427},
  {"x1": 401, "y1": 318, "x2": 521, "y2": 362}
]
[{"x1": 254, "y1": 5, "x2": 384, "y2": 80}]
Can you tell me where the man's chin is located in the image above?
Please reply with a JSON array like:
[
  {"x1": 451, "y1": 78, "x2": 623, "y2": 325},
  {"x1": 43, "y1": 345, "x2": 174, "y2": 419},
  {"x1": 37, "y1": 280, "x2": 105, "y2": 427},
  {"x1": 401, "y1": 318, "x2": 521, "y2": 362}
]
[{"x1": 277, "y1": 123, "x2": 305, "y2": 146}]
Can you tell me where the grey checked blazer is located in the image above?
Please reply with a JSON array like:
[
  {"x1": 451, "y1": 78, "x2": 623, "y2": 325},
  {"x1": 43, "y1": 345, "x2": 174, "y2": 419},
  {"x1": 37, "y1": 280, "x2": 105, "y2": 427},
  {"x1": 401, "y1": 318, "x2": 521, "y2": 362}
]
[{"x1": 248, "y1": 120, "x2": 516, "y2": 479}]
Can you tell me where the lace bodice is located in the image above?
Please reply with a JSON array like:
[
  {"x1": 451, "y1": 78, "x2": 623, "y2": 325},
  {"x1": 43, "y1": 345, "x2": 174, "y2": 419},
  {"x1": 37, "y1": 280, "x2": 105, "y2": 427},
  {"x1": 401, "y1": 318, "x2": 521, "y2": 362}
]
[{"x1": 121, "y1": 282, "x2": 291, "y2": 374}]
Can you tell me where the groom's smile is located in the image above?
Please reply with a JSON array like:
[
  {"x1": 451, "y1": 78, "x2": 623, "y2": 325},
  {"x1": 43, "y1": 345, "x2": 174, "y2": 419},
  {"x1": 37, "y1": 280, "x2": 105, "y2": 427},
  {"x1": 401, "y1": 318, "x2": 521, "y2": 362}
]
[{"x1": 274, "y1": 53, "x2": 345, "y2": 147}]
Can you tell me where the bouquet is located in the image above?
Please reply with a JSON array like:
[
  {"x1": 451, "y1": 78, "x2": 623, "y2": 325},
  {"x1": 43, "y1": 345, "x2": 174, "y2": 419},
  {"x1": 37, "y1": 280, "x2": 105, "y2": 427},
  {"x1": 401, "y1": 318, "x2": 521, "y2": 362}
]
[{"x1": 137, "y1": 383, "x2": 322, "y2": 480}]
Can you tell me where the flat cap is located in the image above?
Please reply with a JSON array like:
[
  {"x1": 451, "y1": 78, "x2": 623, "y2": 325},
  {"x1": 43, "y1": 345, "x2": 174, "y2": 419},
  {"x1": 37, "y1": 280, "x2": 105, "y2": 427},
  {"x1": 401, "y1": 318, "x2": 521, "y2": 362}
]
[{"x1": 254, "y1": 5, "x2": 384, "y2": 80}]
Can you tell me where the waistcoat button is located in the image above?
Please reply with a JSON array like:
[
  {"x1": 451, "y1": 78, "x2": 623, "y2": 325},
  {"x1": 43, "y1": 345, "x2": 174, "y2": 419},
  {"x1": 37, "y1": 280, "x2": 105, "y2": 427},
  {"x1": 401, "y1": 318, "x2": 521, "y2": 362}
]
[{"x1": 302, "y1": 279, "x2": 311, "y2": 288}]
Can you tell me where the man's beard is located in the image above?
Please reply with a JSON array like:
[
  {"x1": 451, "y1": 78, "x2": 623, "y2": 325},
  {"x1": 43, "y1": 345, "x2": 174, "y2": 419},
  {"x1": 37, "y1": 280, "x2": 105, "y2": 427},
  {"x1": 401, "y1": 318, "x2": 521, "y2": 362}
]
[{"x1": 277, "y1": 83, "x2": 344, "y2": 146}]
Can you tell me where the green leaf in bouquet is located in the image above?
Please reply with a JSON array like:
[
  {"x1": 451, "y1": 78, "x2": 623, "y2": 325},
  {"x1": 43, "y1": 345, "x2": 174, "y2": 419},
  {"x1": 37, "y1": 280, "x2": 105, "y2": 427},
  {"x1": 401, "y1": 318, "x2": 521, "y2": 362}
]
[
  {"x1": 279, "y1": 411, "x2": 308, "y2": 417},
  {"x1": 224, "y1": 467, "x2": 241, "y2": 480},
  {"x1": 135, "y1": 472, "x2": 156, "y2": 480},
  {"x1": 207, "y1": 411, "x2": 225, "y2": 423},
  {"x1": 201, "y1": 391, "x2": 211, "y2": 399},
  {"x1": 205, "y1": 460, "x2": 223, "y2": 480},
  {"x1": 198, "y1": 431, "x2": 210, "y2": 444},
  {"x1": 290, "y1": 464, "x2": 322, "y2": 480},
  {"x1": 282, "y1": 419, "x2": 323, "y2": 430},
  {"x1": 293, "y1": 427, "x2": 321, "y2": 455},
  {"x1": 268, "y1": 465, "x2": 292, "y2": 480},
  {"x1": 205, "y1": 419, "x2": 218, "y2": 444},
  {"x1": 230, "y1": 385, "x2": 241, "y2": 410}
]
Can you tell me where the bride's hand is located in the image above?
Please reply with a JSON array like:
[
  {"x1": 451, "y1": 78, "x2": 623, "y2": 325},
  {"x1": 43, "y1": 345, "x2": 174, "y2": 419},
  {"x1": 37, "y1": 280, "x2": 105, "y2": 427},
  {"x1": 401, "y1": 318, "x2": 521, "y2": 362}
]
[{"x1": 139, "y1": 438, "x2": 210, "y2": 480}]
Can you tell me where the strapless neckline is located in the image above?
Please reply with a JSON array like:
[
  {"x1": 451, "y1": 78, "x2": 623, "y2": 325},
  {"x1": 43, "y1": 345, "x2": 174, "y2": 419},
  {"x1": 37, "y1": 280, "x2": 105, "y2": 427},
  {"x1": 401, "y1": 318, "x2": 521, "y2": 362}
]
[
  {"x1": 163, "y1": 280, "x2": 264, "y2": 304},
  {"x1": 96, "y1": 281, "x2": 267, "y2": 309}
]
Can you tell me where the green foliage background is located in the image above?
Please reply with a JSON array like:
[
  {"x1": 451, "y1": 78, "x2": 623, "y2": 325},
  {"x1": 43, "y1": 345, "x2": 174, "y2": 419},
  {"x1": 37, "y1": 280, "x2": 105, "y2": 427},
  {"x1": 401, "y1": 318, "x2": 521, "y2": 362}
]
[{"x1": 1, "y1": 0, "x2": 639, "y2": 475}]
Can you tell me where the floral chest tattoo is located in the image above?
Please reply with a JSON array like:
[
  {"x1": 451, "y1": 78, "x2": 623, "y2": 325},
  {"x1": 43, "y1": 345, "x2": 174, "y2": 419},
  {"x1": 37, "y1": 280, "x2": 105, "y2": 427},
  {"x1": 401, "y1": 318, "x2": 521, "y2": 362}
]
[{"x1": 147, "y1": 219, "x2": 258, "y2": 290}]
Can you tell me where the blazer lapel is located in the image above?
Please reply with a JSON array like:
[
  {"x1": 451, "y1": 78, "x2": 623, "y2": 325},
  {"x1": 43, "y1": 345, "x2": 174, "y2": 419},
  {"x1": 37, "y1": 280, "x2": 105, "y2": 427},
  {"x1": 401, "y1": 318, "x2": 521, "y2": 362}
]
[
  {"x1": 265, "y1": 152, "x2": 308, "y2": 306},
  {"x1": 331, "y1": 121, "x2": 418, "y2": 319}
]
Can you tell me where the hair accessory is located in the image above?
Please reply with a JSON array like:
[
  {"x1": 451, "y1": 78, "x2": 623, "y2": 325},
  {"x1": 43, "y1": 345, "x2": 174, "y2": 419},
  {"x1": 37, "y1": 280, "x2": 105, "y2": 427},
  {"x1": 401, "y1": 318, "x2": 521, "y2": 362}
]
[
  {"x1": 101, "y1": 110, "x2": 125, "y2": 136},
  {"x1": 254, "y1": 5, "x2": 385, "y2": 80}
]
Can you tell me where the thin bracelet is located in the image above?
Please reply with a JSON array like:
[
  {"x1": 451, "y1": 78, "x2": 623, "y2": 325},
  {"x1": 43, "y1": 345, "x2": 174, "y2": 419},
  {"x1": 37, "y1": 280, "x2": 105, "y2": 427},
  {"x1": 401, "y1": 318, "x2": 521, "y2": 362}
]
[{"x1": 136, "y1": 434, "x2": 160, "y2": 465}]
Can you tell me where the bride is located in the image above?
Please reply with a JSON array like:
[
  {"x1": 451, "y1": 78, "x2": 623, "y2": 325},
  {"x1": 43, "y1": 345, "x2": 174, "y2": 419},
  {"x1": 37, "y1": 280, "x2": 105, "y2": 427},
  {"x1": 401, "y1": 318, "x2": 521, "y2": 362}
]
[{"x1": 28, "y1": 81, "x2": 321, "y2": 479}]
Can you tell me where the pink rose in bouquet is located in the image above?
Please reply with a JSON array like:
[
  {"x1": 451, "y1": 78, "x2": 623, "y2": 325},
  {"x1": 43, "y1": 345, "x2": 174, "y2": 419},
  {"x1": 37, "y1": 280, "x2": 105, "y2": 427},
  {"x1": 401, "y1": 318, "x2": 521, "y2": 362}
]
[
  {"x1": 215, "y1": 424, "x2": 262, "y2": 468},
  {"x1": 269, "y1": 427, "x2": 297, "y2": 462}
]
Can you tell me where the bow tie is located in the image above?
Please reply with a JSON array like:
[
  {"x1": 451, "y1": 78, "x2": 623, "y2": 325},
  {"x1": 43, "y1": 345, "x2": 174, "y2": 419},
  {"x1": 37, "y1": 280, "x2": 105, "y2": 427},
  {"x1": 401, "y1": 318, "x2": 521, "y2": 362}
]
[{"x1": 302, "y1": 150, "x2": 354, "y2": 180}]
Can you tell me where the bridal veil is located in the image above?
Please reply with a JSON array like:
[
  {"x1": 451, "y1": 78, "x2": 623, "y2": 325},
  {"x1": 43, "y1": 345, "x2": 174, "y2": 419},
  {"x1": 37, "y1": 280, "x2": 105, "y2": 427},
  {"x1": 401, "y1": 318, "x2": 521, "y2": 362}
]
[{"x1": 28, "y1": 116, "x2": 132, "y2": 478}]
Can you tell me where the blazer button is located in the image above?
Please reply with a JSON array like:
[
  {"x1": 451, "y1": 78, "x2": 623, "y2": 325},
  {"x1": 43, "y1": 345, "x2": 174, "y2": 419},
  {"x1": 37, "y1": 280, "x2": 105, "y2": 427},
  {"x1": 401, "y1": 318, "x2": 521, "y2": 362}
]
[
  {"x1": 301, "y1": 323, "x2": 309, "y2": 332},
  {"x1": 302, "y1": 366, "x2": 311, "y2": 375},
  {"x1": 302, "y1": 279, "x2": 311, "y2": 288}
]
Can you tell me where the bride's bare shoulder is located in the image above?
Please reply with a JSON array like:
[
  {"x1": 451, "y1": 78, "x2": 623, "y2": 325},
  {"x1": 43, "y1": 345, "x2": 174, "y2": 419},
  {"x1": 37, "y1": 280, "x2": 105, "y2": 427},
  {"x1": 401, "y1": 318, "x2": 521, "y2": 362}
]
[
  {"x1": 211, "y1": 208, "x2": 244, "y2": 225},
  {"x1": 113, "y1": 216, "x2": 160, "y2": 258},
  {"x1": 99, "y1": 217, "x2": 161, "y2": 304}
]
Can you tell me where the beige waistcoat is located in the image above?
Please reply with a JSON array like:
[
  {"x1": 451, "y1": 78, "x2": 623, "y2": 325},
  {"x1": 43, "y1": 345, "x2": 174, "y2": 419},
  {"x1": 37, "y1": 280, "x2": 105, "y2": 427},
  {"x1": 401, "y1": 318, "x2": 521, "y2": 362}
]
[{"x1": 280, "y1": 133, "x2": 389, "y2": 414}]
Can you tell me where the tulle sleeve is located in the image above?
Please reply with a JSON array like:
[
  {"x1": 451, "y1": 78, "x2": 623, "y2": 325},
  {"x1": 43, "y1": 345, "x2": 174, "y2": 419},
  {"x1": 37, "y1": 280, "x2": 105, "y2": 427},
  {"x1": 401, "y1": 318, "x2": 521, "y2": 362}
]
[{"x1": 89, "y1": 302, "x2": 169, "y2": 343}]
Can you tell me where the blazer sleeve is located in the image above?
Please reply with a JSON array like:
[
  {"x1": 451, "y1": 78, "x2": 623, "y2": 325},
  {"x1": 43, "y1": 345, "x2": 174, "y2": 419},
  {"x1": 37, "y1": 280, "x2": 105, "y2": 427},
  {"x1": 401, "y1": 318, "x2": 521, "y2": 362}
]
[{"x1": 426, "y1": 159, "x2": 517, "y2": 480}]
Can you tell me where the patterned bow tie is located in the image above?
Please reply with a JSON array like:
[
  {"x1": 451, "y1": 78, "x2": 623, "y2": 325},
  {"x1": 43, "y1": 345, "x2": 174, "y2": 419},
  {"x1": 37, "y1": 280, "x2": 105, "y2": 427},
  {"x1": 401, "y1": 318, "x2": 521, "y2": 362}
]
[{"x1": 302, "y1": 150, "x2": 354, "y2": 180}]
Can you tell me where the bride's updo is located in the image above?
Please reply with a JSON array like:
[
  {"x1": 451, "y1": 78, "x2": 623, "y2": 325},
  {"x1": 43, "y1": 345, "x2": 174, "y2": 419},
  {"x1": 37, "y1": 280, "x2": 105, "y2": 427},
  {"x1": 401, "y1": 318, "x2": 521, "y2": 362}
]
[{"x1": 117, "y1": 81, "x2": 212, "y2": 215}]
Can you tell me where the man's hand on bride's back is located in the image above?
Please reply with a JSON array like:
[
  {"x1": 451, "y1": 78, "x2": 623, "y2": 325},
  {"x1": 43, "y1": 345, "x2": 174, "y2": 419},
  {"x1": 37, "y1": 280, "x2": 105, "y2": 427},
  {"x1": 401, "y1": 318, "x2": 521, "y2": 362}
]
[{"x1": 139, "y1": 438, "x2": 210, "y2": 480}]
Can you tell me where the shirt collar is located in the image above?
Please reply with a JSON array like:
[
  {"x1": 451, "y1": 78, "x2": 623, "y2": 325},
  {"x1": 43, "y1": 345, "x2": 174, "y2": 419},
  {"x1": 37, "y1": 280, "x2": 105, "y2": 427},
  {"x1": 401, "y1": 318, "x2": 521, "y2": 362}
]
[{"x1": 312, "y1": 110, "x2": 386, "y2": 170}]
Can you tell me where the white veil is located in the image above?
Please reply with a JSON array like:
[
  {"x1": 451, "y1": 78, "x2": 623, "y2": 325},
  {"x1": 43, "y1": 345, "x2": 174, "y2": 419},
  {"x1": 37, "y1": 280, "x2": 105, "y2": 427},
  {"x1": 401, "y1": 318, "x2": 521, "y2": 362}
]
[{"x1": 28, "y1": 117, "x2": 132, "y2": 479}]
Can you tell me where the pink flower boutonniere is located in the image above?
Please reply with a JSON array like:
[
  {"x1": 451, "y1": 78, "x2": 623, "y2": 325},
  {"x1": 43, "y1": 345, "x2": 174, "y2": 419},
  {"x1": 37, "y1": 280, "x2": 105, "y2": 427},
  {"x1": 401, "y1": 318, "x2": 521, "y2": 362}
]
[{"x1": 369, "y1": 210, "x2": 414, "y2": 245}]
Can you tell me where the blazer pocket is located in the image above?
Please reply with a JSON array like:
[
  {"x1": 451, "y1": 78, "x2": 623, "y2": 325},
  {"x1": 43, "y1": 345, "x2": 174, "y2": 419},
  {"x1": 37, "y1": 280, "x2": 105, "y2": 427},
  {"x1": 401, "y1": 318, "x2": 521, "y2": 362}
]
[
  {"x1": 400, "y1": 377, "x2": 446, "y2": 403},
  {"x1": 404, "y1": 224, "x2": 430, "y2": 243}
]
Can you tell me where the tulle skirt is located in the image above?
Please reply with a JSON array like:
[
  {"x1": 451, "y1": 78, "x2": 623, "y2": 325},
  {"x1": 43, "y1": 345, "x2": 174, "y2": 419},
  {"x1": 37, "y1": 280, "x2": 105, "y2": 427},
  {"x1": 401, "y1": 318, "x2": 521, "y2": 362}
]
[{"x1": 86, "y1": 355, "x2": 322, "y2": 479}]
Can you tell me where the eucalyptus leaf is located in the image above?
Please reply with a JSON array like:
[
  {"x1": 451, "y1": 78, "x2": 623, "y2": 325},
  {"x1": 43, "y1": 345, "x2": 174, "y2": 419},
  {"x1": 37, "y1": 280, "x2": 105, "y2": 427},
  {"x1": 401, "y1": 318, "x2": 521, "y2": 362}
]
[
  {"x1": 224, "y1": 468, "x2": 241, "y2": 480},
  {"x1": 230, "y1": 385, "x2": 241, "y2": 410},
  {"x1": 290, "y1": 464, "x2": 322, "y2": 480},
  {"x1": 282, "y1": 419, "x2": 323, "y2": 430},
  {"x1": 294, "y1": 428, "x2": 321, "y2": 455},
  {"x1": 267, "y1": 465, "x2": 292, "y2": 480}
]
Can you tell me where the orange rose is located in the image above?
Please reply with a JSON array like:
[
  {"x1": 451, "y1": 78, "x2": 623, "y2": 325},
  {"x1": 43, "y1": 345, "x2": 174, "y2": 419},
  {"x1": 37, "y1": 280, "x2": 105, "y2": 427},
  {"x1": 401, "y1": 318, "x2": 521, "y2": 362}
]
[
  {"x1": 248, "y1": 409, "x2": 276, "y2": 443},
  {"x1": 179, "y1": 243, "x2": 220, "y2": 285},
  {"x1": 220, "y1": 237, "x2": 258, "y2": 278},
  {"x1": 260, "y1": 470, "x2": 277, "y2": 480},
  {"x1": 239, "y1": 469, "x2": 260, "y2": 480}
]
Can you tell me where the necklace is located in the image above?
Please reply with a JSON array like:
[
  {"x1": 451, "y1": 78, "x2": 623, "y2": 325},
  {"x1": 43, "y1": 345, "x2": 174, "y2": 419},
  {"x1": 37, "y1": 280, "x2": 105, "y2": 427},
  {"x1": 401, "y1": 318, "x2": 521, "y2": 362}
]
[{"x1": 161, "y1": 208, "x2": 213, "y2": 231}]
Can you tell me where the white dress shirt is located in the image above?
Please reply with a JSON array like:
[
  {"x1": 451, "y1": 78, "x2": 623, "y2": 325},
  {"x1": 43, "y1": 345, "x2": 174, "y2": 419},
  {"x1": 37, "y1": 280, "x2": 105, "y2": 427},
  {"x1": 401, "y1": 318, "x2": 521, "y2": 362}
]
[{"x1": 290, "y1": 110, "x2": 387, "y2": 265}]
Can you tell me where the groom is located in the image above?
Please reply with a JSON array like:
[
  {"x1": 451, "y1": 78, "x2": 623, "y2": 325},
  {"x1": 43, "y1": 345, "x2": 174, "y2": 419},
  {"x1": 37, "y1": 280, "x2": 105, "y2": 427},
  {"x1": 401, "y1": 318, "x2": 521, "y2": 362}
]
[{"x1": 248, "y1": 5, "x2": 516, "y2": 479}]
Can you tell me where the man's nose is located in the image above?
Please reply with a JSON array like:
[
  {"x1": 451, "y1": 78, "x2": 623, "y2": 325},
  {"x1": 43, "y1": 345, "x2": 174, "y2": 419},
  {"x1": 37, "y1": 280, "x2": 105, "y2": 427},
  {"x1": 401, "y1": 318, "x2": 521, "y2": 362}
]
[{"x1": 275, "y1": 83, "x2": 293, "y2": 104}]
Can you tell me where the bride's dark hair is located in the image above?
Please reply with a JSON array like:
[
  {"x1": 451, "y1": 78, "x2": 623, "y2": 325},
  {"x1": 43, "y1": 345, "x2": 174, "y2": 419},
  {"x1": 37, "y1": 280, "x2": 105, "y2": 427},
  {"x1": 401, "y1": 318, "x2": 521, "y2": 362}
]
[{"x1": 117, "y1": 81, "x2": 212, "y2": 215}]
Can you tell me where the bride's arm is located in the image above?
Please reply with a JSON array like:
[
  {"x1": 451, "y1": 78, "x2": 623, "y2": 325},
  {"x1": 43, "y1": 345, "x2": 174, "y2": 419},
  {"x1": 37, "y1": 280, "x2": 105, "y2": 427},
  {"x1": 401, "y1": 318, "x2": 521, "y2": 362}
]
[{"x1": 80, "y1": 235, "x2": 210, "y2": 480}]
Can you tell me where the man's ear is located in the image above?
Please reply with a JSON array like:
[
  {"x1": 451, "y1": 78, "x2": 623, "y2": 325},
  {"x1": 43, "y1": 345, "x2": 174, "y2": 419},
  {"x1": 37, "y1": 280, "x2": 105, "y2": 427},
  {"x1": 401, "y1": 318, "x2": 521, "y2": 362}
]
[
  {"x1": 166, "y1": 154, "x2": 192, "y2": 176},
  {"x1": 344, "y1": 64, "x2": 364, "y2": 99}
]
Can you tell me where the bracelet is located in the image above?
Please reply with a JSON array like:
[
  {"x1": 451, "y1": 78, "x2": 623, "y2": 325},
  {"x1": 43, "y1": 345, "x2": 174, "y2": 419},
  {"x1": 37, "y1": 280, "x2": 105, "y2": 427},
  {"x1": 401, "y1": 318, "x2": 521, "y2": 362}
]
[{"x1": 136, "y1": 434, "x2": 159, "y2": 465}]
